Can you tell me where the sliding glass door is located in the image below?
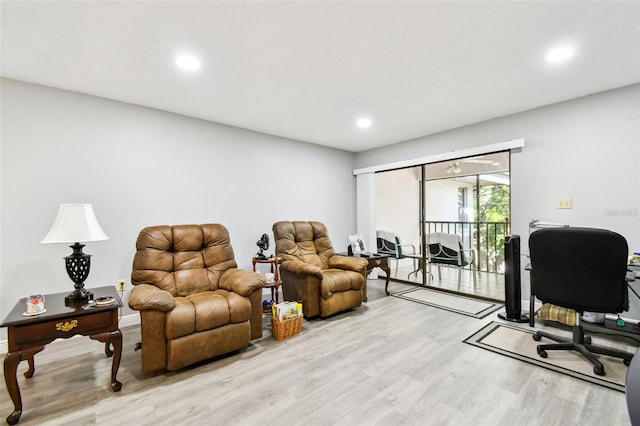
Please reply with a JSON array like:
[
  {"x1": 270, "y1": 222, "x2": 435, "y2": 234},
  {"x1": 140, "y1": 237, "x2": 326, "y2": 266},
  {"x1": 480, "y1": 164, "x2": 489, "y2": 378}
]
[
  {"x1": 374, "y1": 166, "x2": 422, "y2": 280},
  {"x1": 374, "y1": 151, "x2": 510, "y2": 301}
]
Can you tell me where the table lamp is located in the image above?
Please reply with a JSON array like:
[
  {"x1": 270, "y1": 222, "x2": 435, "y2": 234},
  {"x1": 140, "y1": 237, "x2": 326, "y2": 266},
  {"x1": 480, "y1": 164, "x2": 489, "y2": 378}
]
[{"x1": 41, "y1": 204, "x2": 109, "y2": 304}]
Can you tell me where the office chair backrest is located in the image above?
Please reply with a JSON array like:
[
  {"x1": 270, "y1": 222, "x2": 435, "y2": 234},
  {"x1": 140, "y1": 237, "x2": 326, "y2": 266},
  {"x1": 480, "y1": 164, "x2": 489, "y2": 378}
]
[{"x1": 529, "y1": 227, "x2": 628, "y2": 313}]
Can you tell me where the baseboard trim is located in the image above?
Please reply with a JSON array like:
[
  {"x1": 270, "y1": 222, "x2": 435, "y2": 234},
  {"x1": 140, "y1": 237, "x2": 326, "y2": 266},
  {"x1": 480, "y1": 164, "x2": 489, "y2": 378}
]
[{"x1": 0, "y1": 313, "x2": 140, "y2": 355}]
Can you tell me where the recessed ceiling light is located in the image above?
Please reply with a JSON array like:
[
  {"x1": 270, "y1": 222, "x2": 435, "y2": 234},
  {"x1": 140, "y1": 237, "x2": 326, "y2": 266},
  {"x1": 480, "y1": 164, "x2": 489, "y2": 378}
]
[
  {"x1": 356, "y1": 117, "x2": 372, "y2": 129},
  {"x1": 176, "y1": 54, "x2": 201, "y2": 71},
  {"x1": 545, "y1": 45, "x2": 575, "y2": 63}
]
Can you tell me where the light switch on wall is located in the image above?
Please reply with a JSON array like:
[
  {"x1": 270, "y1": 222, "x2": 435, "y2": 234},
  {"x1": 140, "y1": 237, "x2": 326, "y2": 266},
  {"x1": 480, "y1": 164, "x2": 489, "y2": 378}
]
[{"x1": 557, "y1": 198, "x2": 572, "y2": 209}]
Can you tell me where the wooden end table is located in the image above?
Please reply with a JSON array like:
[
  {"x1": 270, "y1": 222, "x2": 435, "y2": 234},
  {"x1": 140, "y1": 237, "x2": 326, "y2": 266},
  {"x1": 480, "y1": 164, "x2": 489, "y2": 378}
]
[
  {"x1": 1, "y1": 286, "x2": 123, "y2": 425},
  {"x1": 252, "y1": 257, "x2": 282, "y2": 310}
]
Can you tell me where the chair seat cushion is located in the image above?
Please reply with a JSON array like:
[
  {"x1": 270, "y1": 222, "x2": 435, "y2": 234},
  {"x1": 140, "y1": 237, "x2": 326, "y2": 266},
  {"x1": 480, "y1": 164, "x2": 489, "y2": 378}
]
[
  {"x1": 166, "y1": 289, "x2": 252, "y2": 339},
  {"x1": 320, "y1": 269, "x2": 364, "y2": 299}
]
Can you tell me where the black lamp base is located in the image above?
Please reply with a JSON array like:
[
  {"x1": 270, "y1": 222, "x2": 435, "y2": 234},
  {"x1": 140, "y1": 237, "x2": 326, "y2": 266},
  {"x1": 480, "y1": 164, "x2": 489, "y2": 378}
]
[
  {"x1": 64, "y1": 242, "x2": 93, "y2": 305},
  {"x1": 65, "y1": 288, "x2": 93, "y2": 305}
]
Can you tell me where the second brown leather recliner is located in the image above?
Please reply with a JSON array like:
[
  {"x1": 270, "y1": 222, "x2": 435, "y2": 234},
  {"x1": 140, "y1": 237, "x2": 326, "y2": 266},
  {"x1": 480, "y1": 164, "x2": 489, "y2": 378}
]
[{"x1": 272, "y1": 221, "x2": 368, "y2": 318}]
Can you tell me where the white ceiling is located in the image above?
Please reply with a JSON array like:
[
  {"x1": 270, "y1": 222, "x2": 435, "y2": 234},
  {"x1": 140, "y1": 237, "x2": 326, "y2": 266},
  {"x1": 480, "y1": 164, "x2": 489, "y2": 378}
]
[{"x1": 2, "y1": 1, "x2": 639, "y2": 152}]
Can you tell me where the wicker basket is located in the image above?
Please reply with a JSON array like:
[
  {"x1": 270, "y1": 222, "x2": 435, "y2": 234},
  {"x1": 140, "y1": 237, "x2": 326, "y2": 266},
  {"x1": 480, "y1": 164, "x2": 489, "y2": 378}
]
[{"x1": 271, "y1": 315, "x2": 303, "y2": 340}]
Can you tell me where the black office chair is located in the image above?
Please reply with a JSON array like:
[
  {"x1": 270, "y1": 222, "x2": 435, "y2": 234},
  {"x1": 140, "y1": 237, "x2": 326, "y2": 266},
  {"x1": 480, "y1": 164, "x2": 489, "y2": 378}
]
[{"x1": 528, "y1": 227, "x2": 634, "y2": 376}]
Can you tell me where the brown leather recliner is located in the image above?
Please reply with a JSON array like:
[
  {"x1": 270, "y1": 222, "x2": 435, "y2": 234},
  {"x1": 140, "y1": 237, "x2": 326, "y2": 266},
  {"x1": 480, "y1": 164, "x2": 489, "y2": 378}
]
[
  {"x1": 129, "y1": 224, "x2": 265, "y2": 373},
  {"x1": 272, "y1": 221, "x2": 368, "y2": 318}
]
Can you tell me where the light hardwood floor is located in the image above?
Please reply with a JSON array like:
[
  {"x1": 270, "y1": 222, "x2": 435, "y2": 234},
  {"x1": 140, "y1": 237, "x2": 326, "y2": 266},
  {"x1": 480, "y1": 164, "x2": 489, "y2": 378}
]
[{"x1": 1, "y1": 279, "x2": 636, "y2": 425}]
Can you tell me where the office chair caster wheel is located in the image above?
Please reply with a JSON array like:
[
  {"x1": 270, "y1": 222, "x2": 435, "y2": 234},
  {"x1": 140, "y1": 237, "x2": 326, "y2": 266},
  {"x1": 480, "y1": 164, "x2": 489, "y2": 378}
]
[
  {"x1": 533, "y1": 334, "x2": 542, "y2": 342},
  {"x1": 537, "y1": 348, "x2": 547, "y2": 358},
  {"x1": 594, "y1": 365, "x2": 605, "y2": 376},
  {"x1": 624, "y1": 359, "x2": 631, "y2": 366},
  {"x1": 584, "y1": 336, "x2": 591, "y2": 344}
]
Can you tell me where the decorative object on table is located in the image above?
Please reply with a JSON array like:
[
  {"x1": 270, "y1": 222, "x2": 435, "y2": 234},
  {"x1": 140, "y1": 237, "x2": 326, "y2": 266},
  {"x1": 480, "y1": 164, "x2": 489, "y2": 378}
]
[
  {"x1": 348, "y1": 233, "x2": 366, "y2": 254},
  {"x1": 95, "y1": 296, "x2": 116, "y2": 305},
  {"x1": 270, "y1": 301, "x2": 303, "y2": 340},
  {"x1": 265, "y1": 272, "x2": 275, "y2": 284},
  {"x1": 41, "y1": 204, "x2": 109, "y2": 304},
  {"x1": 255, "y1": 233, "x2": 269, "y2": 260},
  {"x1": 24, "y1": 294, "x2": 46, "y2": 316}
]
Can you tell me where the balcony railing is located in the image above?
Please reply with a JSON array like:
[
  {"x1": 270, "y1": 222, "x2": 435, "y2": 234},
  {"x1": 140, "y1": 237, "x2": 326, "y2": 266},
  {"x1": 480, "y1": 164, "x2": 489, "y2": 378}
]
[{"x1": 424, "y1": 221, "x2": 507, "y2": 273}]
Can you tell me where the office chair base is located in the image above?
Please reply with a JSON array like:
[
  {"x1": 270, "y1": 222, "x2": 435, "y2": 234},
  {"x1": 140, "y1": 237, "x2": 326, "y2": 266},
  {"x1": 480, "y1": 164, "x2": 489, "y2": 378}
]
[{"x1": 533, "y1": 329, "x2": 633, "y2": 376}]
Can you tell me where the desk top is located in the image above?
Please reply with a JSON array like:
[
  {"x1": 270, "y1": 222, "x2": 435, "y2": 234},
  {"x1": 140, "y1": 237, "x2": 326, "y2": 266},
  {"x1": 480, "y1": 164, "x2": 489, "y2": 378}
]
[{"x1": 1, "y1": 286, "x2": 122, "y2": 327}]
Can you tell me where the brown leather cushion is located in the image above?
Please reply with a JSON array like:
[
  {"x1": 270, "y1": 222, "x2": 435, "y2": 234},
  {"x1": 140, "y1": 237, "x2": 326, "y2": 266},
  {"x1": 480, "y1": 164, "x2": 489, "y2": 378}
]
[
  {"x1": 133, "y1": 224, "x2": 238, "y2": 297},
  {"x1": 321, "y1": 270, "x2": 364, "y2": 299},
  {"x1": 273, "y1": 221, "x2": 335, "y2": 268},
  {"x1": 165, "y1": 290, "x2": 251, "y2": 339}
]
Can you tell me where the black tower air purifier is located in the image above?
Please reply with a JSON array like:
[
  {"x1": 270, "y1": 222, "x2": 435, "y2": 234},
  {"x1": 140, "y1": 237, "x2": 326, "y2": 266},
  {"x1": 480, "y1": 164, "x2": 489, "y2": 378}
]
[{"x1": 498, "y1": 234, "x2": 529, "y2": 322}]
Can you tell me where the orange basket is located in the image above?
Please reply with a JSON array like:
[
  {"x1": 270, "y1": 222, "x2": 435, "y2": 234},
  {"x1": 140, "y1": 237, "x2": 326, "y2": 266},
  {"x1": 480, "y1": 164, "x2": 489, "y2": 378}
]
[{"x1": 271, "y1": 315, "x2": 303, "y2": 340}]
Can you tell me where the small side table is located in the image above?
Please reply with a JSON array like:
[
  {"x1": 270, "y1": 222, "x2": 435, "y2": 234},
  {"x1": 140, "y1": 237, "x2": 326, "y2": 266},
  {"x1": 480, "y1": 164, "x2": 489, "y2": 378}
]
[
  {"x1": 337, "y1": 252, "x2": 392, "y2": 298},
  {"x1": 1, "y1": 286, "x2": 123, "y2": 425},
  {"x1": 252, "y1": 257, "x2": 282, "y2": 309}
]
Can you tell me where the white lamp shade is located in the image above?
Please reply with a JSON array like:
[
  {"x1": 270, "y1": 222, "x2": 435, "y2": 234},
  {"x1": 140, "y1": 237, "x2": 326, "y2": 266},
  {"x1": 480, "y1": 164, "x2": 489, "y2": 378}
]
[{"x1": 41, "y1": 204, "x2": 109, "y2": 244}]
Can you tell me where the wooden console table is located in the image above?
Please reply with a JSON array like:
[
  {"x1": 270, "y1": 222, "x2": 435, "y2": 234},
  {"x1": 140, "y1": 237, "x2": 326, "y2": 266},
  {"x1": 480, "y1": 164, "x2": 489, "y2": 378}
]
[{"x1": 1, "y1": 286, "x2": 123, "y2": 425}]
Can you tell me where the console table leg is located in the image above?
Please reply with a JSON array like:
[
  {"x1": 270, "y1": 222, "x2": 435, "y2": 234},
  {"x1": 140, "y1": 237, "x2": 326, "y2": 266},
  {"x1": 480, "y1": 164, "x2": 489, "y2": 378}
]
[
  {"x1": 90, "y1": 330, "x2": 122, "y2": 392},
  {"x1": 109, "y1": 330, "x2": 123, "y2": 392},
  {"x1": 24, "y1": 357, "x2": 35, "y2": 379},
  {"x1": 4, "y1": 352, "x2": 22, "y2": 425}
]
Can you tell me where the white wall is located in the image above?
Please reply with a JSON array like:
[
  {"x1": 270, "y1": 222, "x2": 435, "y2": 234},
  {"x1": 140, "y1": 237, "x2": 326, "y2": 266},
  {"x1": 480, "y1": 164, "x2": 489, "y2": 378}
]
[
  {"x1": 374, "y1": 167, "x2": 420, "y2": 248},
  {"x1": 424, "y1": 180, "x2": 460, "y2": 222},
  {"x1": 356, "y1": 84, "x2": 640, "y2": 317},
  {"x1": 0, "y1": 78, "x2": 358, "y2": 337}
]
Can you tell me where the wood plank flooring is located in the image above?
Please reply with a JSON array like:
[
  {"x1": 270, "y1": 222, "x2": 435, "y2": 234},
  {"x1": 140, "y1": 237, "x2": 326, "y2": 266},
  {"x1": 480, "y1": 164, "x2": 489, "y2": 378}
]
[{"x1": 1, "y1": 279, "x2": 636, "y2": 425}]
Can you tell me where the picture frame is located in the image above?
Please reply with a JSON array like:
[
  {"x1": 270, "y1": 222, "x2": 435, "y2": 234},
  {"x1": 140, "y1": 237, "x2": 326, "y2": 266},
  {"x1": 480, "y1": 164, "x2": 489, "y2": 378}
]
[{"x1": 349, "y1": 233, "x2": 366, "y2": 254}]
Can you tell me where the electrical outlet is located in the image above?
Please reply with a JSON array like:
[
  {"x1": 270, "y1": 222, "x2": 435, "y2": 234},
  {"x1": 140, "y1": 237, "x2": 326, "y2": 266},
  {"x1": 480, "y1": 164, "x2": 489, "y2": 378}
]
[
  {"x1": 117, "y1": 279, "x2": 126, "y2": 292},
  {"x1": 557, "y1": 198, "x2": 572, "y2": 209}
]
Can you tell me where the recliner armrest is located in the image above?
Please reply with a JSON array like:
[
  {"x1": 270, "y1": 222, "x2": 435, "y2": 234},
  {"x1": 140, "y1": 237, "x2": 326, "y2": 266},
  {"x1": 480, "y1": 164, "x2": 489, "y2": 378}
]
[
  {"x1": 129, "y1": 284, "x2": 176, "y2": 312},
  {"x1": 328, "y1": 255, "x2": 368, "y2": 272},
  {"x1": 219, "y1": 269, "x2": 265, "y2": 296},
  {"x1": 280, "y1": 259, "x2": 323, "y2": 279}
]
